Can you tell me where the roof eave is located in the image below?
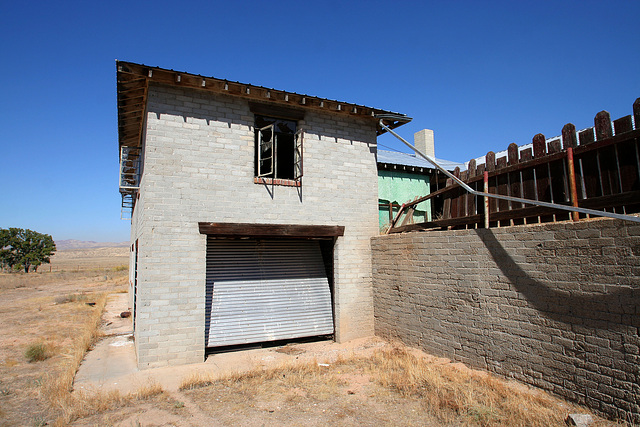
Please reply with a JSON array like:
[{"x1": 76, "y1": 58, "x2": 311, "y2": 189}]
[{"x1": 116, "y1": 60, "x2": 411, "y2": 151}]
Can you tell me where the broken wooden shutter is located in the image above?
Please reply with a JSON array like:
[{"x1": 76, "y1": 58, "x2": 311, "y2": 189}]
[
  {"x1": 294, "y1": 128, "x2": 303, "y2": 181},
  {"x1": 258, "y1": 124, "x2": 275, "y2": 177}
]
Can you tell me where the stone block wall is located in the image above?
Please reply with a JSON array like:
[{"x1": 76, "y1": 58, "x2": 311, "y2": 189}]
[
  {"x1": 131, "y1": 83, "x2": 379, "y2": 368},
  {"x1": 371, "y1": 219, "x2": 640, "y2": 422}
]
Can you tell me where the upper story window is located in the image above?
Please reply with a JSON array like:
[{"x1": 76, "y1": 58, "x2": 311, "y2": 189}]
[{"x1": 255, "y1": 115, "x2": 303, "y2": 185}]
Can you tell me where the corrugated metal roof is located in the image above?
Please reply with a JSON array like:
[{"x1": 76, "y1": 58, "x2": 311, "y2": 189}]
[{"x1": 377, "y1": 150, "x2": 465, "y2": 172}]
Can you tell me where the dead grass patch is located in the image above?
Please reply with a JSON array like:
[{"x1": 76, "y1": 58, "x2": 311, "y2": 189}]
[
  {"x1": 52, "y1": 383, "x2": 165, "y2": 425},
  {"x1": 179, "y1": 371, "x2": 216, "y2": 391},
  {"x1": 366, "y1": 346, "x2": 619, "y2": 427},
  {"x1": 25, "y1": 342, "x2": 53, "y2": 363},
  {"x1": 42, "y1": 292, "x2": 107, "y2": 420},
  {"x1": 0, "y1": 265, "x2": 128, "y2": 426},
  {"x1": 54, "y1": 293, "x2": 88, "y2": 305},
  {"x1": 180, "y1": 346, "x2": 622, "y2": 427}
]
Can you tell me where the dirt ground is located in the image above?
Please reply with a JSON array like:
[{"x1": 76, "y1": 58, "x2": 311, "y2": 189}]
[
  {"x1": 0, "y1": 248, "x2": 629, "y2": 427},
  {"x1": 45, "y1": 246, "x2": 129, "y2": 272},
  {"x1": 0, "y1": 268, "x2": 127, "y2": 426}
]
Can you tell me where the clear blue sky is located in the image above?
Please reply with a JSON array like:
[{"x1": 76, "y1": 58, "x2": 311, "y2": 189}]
[{"x1": 1, "y1": 1, "x2": 639, "y2": 242}]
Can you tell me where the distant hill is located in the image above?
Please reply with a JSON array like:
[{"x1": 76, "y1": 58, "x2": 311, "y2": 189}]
[{"x1": 55, "y1": 240, "x2": 129, "y2": 250}]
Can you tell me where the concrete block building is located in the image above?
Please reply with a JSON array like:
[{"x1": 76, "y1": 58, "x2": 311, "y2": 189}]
[{"x1": 116, "y1": 61, "x2": 410, "y2": 368}]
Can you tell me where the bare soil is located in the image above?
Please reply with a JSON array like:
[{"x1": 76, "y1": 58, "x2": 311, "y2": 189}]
[
  {"x1": 0, "y1": 269, "x2": 127, "y2": 426},
  {"x1": 0, "y1": 249, "x2": 629, "y2": 427},
  {"x1": 45, "y1": 246, "x2": 129, "y2": 272}
]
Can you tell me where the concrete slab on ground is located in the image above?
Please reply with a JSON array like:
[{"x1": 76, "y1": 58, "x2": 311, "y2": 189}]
[
  {"x1": 73, "y1": 292, "x2": 388, "y2": 395},
  {"x1": 74, "y1": 292, "x2": 137, "y2": 392},
  {"x1": 101, "y1": 293, "x2": 132, "y2": 336}
]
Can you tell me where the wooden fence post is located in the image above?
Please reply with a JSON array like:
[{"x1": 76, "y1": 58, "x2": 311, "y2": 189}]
[
  {"x1": 485, "y1": 151, "x2": 496, "y2": 217},
  {"x1": 594, "y1": 111, "x2": 612, "y2": 140},
  {"x1": 533, "y1": 134, "x2": 550, "y2": 222},
  {"x1": 567, "y1": 146, "x2": 579, "y2": 221},
  {"x1": 562, "y1": 123, "x2": 577, "y2": 148},
  {"x1": 467, "y1": 159, "x2": 477, "y2": 224},
  {"x1": 508, "y1": 143, "x2": 522, "y2": 212},
  {"x1": 484, "y1": 171, "x2": 489, "y2": 229}
]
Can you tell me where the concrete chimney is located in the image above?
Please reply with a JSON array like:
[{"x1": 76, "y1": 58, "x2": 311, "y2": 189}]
[{"x1": 414, "y1": 129, "x2": 435, "y2": 158}]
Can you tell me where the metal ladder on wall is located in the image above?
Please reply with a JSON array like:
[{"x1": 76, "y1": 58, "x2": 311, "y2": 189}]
[{"x1": 119, "y1": 146, "x2": 141, "y2": 220}]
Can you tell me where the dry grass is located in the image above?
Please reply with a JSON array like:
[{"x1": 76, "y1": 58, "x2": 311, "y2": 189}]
[
  {"x1": 25, "y1": 342, "x2": 53, "y2": 363},
  {"x1": 34, "y1": 285, "x2": 166, "y2": 426},
  {"x1": 366, "y1": 347, "x2": 569, "y2": 426},
  {"x1": 179, "y1": 371, "x2": 216, "y2": 391},
  {"x1": 52, "y1": 383, "x2": 165, "y2": 426},
  {"x1": 0, "y1": 265, "x2": 129, "y2": 426},
  {"x1": 41, "y1": 292, "x2": 107, "y2": 422},
  {"x1": 54, "y1": 293, "x2": 88, "y2": 304},
  {"x1": 181, "y1": 359, "x2": 346, "y2": 400},
  {"x1": 182, "y1": 359, "x2": 341, "y2": 393},
  {"x1": 0, "y1": 267, "x2": 129, "y2": 291},
  {"x1": 180, "y1": 347, "x2": 624, "y2": 427}
]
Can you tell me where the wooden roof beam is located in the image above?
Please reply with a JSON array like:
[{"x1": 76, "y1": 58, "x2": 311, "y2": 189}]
[{"x1": 198, "y1": 222, "x2": 345, "y2": 238}]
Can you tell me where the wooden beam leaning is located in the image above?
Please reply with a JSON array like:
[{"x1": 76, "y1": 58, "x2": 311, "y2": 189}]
[{"x1": 198, "y1": 222, "x2": 345, "y2": 239}]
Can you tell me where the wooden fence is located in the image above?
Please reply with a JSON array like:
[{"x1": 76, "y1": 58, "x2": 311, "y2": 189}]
[{"x1": 389, "y1": 97, "x2": 640, "y2": 233}]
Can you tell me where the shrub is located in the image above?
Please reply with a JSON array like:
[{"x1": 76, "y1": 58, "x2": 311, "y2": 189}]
[
  {"x1": 25, "y1": 343, "x2": 51, "y2": 363},
  {"x1": 54, "y1": 294, "x2": 87, "y2": 304}
]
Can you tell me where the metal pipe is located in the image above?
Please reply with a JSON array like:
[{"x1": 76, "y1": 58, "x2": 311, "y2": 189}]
[{"x1": 378, "y1": 119, "x2": 640, "y2": 224}]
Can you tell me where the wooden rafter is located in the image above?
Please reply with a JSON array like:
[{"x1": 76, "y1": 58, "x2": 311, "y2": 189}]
[{"x1": 115, "y1": 60, "x2": 411, "y2": 170}]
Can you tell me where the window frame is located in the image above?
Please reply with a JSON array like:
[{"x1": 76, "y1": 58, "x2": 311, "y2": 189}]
[
  {"x1": 257, "y1": 124, "x2": 275, "y2": 178},
  {"x1": 254, "y1": 114, "x2": 303, "y2": 186}
]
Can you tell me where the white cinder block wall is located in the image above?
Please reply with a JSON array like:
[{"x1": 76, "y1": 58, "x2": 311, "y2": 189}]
[{"x1": 131, "y1": 83, "x2": 380, "y2": 369}]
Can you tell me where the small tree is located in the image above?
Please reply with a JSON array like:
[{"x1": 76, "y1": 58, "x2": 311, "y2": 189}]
[{"x1": 0, "y1": 228, "x2": 56, "y2": 273}]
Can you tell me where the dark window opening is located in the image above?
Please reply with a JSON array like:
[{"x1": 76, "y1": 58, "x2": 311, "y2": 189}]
[{"x1": 255, "y1": 115, "x2": 303, "y2": 182}]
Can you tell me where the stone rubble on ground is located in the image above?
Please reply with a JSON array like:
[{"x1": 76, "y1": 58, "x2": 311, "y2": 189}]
[{"x1": 565, "y1": 413, "x2": 593, "y2": 427}]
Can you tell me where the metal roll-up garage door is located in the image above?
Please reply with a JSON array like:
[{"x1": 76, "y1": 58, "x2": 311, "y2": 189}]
[{"x1": 205, "y1": 238, "x2": 334, "y2": 347}]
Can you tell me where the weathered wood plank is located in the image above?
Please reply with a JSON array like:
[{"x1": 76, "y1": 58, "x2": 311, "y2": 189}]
[
  {"x1": 496, "y1": 156, "x2": 509, "y2": 213},
  {"x1": 450, "y1": 167, "x2": 461, "y2": 218},
  {"x1": 595, "y1": 111, "x2": 613, "y2": 141},
  {"x1": 577, "y1": 128, "x2": 601, "y2": 198},
  {"x1": 198, "y1": 223, "x2": 345, "y2": 238},
  {"x1": 443, "y1": 178, "x2": 452, "y2": 219},
  {"x1": 520, "y1": 148, "x2": 536, "y2": 201},
  {"x1": 467, "y1": 159, "x2": 477, "y2": 216},
  {"x1": 532, "y1": 134, "x2": 550, "y2": 200},
  {"x1": 578, "y1": 190, "x2": 640, "y2": 211},
  {"x1": 617, "y1": 139, "x2": 640, "y2": 193},
  {"x1": 579, "y1": 128, "x2": 595, "y2": 145},
  {"x1": 613, "y1": 116, "x2": 633, "y2": 134},
  {"x1": 548, "y1": 140, "x2": 569, "y2": 220},
  {"x1": 486, "y1": 152, "x2": 497, "y2": 213},
  {"x1": 507, "y1": 142, "x2": 523, "y2": 215},
  {"x1": 562, "y1": 123, "x2": 577, "y2": 149}
]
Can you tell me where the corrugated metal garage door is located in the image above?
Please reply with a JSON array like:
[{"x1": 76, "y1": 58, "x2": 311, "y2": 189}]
[{"x1": 205, "y1": 238, "x2": 334, "y2": 347}]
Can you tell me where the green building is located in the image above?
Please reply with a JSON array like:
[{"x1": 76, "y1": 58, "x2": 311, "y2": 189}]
[{"x1": 377, "y1": 129, "x2": 463, "y2": 232}]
